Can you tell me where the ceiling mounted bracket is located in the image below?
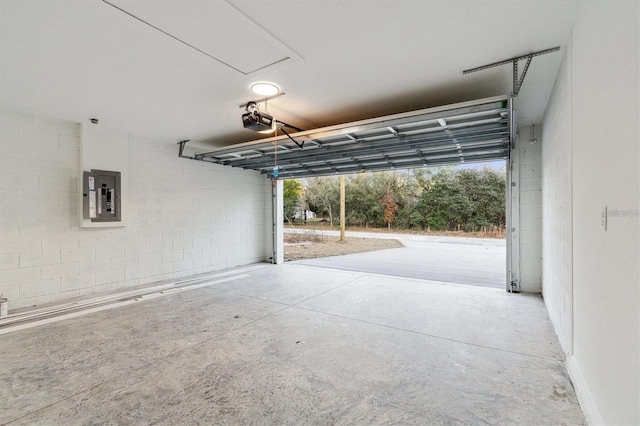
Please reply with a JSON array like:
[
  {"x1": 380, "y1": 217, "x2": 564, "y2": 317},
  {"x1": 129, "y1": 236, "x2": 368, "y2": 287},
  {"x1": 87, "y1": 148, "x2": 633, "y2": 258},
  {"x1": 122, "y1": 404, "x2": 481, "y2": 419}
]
[
  {"x1": 463, "y1": 46, "x2": 560, "y2": 96},
  {"x1": 238, "y1": 93, "x2": 286, "y2": 109},
  {"x1": 177, "y1": 140, "x2": 194, "y2": 159}
]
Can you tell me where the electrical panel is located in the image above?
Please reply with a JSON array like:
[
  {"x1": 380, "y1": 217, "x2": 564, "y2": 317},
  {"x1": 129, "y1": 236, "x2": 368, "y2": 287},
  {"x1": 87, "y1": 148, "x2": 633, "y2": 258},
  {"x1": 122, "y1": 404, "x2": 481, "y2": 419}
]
[{"x1": 83, "y1": 169, "x2": 121, "y2": 222}]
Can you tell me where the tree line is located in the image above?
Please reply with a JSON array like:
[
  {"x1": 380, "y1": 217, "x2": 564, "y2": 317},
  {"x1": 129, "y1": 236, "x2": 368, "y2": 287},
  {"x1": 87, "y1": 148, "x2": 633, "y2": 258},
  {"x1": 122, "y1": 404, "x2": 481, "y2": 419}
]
[{"x1": 284, "y1": 167, "x2": 506, "y2": 232}]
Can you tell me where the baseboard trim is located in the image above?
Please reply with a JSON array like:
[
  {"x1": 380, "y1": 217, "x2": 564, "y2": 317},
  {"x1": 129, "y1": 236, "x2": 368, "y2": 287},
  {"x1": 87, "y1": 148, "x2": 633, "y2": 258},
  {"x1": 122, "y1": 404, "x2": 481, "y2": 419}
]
[{"x1": 567, "y1": 356, "x2": 604, "y2": 425}]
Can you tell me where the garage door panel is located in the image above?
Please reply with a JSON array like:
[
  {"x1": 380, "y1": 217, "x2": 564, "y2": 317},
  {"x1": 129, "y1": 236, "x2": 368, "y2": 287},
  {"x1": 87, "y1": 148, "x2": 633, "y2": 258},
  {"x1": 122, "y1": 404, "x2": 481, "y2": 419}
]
[{"x1": 192, "y1": 96, "x2": 511, "y2": 179}]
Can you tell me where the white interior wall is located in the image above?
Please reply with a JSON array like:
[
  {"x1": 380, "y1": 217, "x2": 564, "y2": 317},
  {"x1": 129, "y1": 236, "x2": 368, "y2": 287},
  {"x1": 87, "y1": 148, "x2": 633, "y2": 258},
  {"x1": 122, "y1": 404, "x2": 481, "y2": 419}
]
[
  {"x1": 541, "y1": 2, "x2": 639, "y2": 424},
  {"x1": 0, "y1": 111, "x2": 269, "y2": 311},
  {"x1": 79, "y1": 123, "x2": 129, "y2": 228},
  {"x1": 513, "y1": 124, "x2": 542, "y2": 293},
  {"x1": 541, "y1": 46, "x2": 573, "y2": 356}
]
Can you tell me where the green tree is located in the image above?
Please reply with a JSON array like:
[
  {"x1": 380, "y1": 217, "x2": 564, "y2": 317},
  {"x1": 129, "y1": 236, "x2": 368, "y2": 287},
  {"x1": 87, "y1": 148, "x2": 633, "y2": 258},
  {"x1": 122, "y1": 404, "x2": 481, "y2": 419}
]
[
  {"x1": 381, "y1": 187, "x2": 399, "y2": 229},
  {"x1": 346, "y1": 173, "x2": 384, "y2": 227},
  {"x1": 300, "y1": 165, "x2": 505, "y2": 233},
  {"x1": 283, "y1": 179, "x2": 303, "y2": 223},
  {"x1": 346, "y1": 172, "x2": 406, "y2": 227},
  {"x1": 387, "y1": 172, "x2": 414, "y2": 228},
  {"x1": 306, "y1": 176, "x2": 340, "y2": 226},
  {"x1": 457, "y1": 167, "x2": 506, "y2": 231},
  {"x1": 414, "y1": 168, "x2": 473, "y2": 230}
]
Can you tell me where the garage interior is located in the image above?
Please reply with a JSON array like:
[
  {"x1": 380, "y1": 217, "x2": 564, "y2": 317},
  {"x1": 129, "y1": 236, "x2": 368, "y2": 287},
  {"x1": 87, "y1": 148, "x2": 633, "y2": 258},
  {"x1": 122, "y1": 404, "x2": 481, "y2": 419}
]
[{"x1": 0, "y1": 1, "x2": 638, "y2": 425}]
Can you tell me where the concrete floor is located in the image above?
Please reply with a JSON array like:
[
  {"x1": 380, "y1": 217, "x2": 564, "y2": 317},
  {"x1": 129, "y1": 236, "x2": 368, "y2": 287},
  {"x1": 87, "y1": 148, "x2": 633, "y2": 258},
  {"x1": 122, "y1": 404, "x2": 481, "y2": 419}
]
[{"x1": 0, "y1": 263, "x2": 584, "y2": 425}]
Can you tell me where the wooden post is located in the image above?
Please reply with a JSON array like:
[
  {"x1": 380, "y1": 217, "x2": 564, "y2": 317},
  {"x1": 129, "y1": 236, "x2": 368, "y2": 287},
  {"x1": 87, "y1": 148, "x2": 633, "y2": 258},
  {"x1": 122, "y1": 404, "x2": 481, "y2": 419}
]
[{"x1": 339, "y1": 175, "x2": 346, "y2": 242}]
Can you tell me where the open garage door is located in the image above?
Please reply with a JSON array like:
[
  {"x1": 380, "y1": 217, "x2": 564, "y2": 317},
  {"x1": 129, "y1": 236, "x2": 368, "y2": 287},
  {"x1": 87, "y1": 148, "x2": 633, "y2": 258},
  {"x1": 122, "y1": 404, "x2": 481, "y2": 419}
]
[
  {"x1": 187, "y1": 96, "x2": 512, "y2": 178},
  {"x1": 180, "y1": 96, "x2": 517, "y2": 291}
]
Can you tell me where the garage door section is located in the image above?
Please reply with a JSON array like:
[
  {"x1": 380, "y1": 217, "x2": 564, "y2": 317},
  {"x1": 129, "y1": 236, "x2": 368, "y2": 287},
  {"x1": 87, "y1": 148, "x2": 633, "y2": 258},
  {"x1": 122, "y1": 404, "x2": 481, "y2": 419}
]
[{"x1": 187, "y1": 96, "x2": 512, "y2": 179}]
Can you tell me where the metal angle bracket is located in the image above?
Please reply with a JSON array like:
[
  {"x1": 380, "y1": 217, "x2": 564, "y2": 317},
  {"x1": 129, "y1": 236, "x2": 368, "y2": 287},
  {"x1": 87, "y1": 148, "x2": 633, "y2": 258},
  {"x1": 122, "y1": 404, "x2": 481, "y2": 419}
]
[
  {"x1": 177, "y1": 140, "x2": 195, "y2": 159},
  {"x1": 177, "y1": 139, "x2": 213, "y2": 162},
  {"x1": 463, "y1": 47, "x2": 560, "y2": 96}
]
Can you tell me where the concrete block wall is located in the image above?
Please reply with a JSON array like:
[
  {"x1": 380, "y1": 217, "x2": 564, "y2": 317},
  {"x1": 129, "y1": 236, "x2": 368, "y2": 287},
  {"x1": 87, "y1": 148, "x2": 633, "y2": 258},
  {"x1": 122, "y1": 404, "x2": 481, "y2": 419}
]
[
  {"x1": 541, "y1": 48, "x2": 573, "y2": 355},
  {"x1": 513, "y1": 125, "x2": 543, "y2": 293},
  {"x1": 540, "y1": 3, "x2": 639, "y2": 424},
  {"x1": 0, "y1": 111, "x2": 268, "y2": 310}
]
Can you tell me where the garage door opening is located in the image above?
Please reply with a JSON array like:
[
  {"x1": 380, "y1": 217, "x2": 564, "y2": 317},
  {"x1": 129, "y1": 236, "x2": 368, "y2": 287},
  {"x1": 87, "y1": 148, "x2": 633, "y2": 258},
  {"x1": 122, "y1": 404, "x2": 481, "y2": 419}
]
[
  {"x1": 282, "y1": 163, "x2": 507, "y2": 288},
  {"x1": 179, "y1": 96, "x2": 519, "y2": 291}
]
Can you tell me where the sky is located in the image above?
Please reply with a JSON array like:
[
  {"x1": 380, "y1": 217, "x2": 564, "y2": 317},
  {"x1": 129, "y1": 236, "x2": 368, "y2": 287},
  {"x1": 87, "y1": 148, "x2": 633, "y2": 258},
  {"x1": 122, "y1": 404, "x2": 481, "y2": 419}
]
[{"x1": 454, "y1": 160, "x2": 506, "y2": 171}]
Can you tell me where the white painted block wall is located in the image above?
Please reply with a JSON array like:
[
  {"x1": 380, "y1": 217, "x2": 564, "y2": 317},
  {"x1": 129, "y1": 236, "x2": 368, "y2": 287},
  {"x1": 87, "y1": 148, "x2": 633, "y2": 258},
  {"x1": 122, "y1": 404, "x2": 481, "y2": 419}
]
[
  {"x1": 512, "y1": 125, "x2": 543, "y2": 293},
  {"x1": 542, "y1": 48, "x2": 573, "y2": 356},
  {"x1": 0, "y1": 111, "x2": 269, "y2": 310},
  {"x1": 79, "y1": 123, "x2": 129, "y2": 228},
  {"x1": 541, "y1": 2, "x2": 639, "y2": 424}
]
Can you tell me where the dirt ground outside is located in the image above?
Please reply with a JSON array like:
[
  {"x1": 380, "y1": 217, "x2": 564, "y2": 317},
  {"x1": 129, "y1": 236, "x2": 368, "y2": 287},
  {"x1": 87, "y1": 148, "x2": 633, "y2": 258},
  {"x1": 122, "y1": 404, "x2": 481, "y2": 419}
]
[
  {"x1": 283, "y1": 223, "x2": 505, "y2": 262},
  {"x1": 284, "y1": 232, "x2": 404, "y2": 261}
]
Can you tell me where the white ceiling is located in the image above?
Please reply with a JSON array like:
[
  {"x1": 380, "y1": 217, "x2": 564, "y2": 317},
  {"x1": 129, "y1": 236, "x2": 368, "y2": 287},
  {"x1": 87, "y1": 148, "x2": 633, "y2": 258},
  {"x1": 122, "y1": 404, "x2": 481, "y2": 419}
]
[{"x1": 0, "y1": 0, "x2": 578, "y2": 149}]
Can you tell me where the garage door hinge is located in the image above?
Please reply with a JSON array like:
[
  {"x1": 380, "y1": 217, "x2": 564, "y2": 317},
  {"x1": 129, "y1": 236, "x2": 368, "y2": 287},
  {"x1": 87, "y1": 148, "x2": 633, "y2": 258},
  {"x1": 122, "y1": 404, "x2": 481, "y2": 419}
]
[{"x1": 511, "y1": 182, "x2": 516, "y2": 187}]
